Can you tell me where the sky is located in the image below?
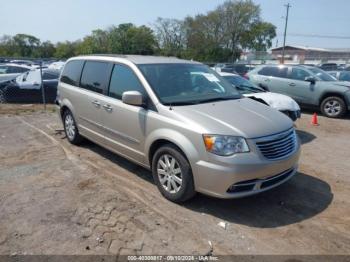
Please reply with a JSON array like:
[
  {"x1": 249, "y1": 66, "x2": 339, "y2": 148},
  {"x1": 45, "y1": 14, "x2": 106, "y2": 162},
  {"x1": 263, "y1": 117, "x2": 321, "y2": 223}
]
[{"x1": 1, "y1": 0, "x2": 350, "y2": 49}]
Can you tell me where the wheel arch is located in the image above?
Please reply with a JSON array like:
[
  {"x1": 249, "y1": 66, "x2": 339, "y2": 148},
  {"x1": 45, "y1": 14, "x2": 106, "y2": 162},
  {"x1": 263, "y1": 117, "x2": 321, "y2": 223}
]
[
  {"x1": 146, "y1": 129, "x2": 200, "y2": 168},
  {"x1": 319, "y1": 92, "x2": 347, "y2": 106},
  {"x1": 59, "y1": 99, "x2": 76, "y2": 120}
]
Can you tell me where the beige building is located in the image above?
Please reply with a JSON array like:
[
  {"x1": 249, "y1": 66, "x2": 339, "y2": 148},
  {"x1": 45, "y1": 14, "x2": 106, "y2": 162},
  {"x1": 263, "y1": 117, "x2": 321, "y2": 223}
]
[{"x1": 271, "y1": 45, "x2": 350, "y2": 64}]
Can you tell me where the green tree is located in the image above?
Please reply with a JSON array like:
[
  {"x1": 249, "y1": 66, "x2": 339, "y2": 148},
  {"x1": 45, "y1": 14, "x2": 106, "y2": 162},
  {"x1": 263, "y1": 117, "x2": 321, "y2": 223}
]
[
  {"x1": 107, "y1": 23, "x2": 156, "y2": 55},
  {"x1": 12, "y1": 34, "x2": 41, "y2": 57},
  {"x1": 54, "y1": 41, "x2": 77, "y2": 59},
  {"x1": 0, "y1": 35, "x2": 14, "y2": 56},
  {"x1": 241, "y1": 22, "x2": 276, "y2": 51},
  {"x1": 154, "y1": 18, "x2": 186, "y2": 56}
]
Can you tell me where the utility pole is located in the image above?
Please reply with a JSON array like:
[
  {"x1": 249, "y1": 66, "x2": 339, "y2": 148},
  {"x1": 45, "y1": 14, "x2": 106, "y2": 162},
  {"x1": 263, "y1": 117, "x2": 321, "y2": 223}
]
[{"x1": 281, "y1": 3, "x2": 291, "y2": 64}]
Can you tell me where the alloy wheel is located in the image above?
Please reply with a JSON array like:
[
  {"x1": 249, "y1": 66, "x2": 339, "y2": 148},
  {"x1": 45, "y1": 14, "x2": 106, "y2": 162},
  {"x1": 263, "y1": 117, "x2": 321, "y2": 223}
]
[
  {"x1": 324, "y1": 100, "x2": 341, "y2": 117},
  {"x1": 157, "y1": 154, "x2": 182, "y2": 194},
  {"x1": 65, "y1": 114, "x2": 76, "y2": 140}
]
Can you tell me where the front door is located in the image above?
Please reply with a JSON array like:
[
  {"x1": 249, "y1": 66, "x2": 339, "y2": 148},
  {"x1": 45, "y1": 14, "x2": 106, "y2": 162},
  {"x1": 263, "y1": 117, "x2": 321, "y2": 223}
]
[
  {"x1": 99, "y1": 64, "x2": 149, "y2": 164},
  {"x1": 286, "y1": 67, "x2": 317, "y2": 105}
]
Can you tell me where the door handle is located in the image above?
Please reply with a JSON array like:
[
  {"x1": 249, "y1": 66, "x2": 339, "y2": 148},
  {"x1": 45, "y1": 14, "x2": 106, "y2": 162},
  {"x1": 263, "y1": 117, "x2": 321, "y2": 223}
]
[
  {"x1": 289, "y1": 83, "x2": 296, "y2": 87},
  {"x1": 103, "y1": 104, "x2": 113, "y2": 112},
  {"x1": 264, "y1": 79, "x2": 270, "y2": 82},
  {"x1": 92, "y1": 100, "x2": 100, "y2": 107}
]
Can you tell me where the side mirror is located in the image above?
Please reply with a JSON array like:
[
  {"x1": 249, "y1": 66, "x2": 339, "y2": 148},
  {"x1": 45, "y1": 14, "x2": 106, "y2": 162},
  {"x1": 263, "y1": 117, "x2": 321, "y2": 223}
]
[
  {"x1": 122, "y1": 91, "x2": 143, "y2": 106},
  {"x1": 258, "y1": 83, "x2": 269, "y2": 91},
  {"x1": 305, "y1": 76, "x2": 316, "y2": 84}
]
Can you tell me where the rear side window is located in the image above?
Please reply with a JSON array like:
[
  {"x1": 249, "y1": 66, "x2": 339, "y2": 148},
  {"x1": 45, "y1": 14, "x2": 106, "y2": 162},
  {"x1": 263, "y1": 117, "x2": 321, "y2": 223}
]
[
  {"x1": 0, "y1": 66, "x2": 8, "y2": 74},
  {"x1": 108, "y1": 64, "x2": 145, "y2": 99},
  {"x1": 258, "y1": 66, "x2": 288, "y2": 78},
  {"x1": 60, "y1": 60, "x2": 84, "y2": 86},
  {"x1": 80, "y1": 61, "x2": 110, "y2": 94}
]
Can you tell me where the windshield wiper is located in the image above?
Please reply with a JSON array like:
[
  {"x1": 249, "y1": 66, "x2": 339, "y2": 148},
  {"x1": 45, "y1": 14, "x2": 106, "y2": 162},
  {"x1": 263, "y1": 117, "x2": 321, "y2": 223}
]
[
  {"x1": 163, "y1": 101, "x2": 199, "y2": 106},
  {"x1": 239, "y1": 84, "x2": 263, "y2": 93},
  {"x1": 195, "y1": 96, "x2": 238, "y2": 104}
]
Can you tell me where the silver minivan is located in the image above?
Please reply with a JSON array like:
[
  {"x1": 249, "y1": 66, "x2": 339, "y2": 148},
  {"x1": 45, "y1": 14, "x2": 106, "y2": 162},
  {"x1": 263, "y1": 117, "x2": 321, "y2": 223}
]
[{"x1": 57, "y1": 55, "x2": 300, "y2": 202}]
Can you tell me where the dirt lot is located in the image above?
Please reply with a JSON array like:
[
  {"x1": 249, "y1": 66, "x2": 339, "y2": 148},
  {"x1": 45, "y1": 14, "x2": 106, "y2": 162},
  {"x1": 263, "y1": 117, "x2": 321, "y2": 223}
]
[{"x1": 0, "y1": 104, "x2": 349, "y2": 256}]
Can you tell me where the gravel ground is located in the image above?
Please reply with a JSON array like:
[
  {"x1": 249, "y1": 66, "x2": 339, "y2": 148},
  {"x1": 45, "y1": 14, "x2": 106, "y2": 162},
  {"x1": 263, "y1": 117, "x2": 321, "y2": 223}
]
[{"x1": 0, "y1": 105, "x2": 349, "y2": 255}]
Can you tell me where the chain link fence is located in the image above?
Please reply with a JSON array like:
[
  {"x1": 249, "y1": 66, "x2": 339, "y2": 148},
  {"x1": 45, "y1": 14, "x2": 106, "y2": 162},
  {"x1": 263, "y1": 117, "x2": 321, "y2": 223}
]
[{"x1": 0, "y1": 58, "x2": 62, "y2": 108}]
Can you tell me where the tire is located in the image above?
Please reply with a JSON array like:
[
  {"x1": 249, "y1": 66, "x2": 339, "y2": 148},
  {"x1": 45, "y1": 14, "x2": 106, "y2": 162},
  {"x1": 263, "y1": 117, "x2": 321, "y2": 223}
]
[
  {"x1": 152, "y1": 144, "x2": 196, "y2": 203},
  {"x1": 320, "y1": 96, "x2": 346, "y2": 118},
  {"x1": 63, "y1": 109, "x2": 84, "y2": 145}
]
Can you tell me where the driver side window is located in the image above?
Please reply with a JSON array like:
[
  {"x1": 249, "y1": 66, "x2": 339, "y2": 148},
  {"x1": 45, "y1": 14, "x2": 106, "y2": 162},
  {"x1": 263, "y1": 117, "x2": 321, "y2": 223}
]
[
  {"x1": 108, "y1": 64, "x2": 146, "y2": 100},
  {"x1": 290, "y1": 68, "x2": 311, "y2": 81}
]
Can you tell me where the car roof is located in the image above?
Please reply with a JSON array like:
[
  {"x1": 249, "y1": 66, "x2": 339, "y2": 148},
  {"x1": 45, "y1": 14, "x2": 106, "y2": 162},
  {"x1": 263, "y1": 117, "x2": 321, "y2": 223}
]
[
  {"x1": 1, "y1": 63, "x2": 33, "y2": 69},
  {"x1": 219, "y1": 72, "x2": 239, "y2": 77},
  {"x1": 72, "y1": 54, "x2": 201, "y2": 65},
  {"x1": 257, "y1": 64, "x2": 317, "y2": 69}
]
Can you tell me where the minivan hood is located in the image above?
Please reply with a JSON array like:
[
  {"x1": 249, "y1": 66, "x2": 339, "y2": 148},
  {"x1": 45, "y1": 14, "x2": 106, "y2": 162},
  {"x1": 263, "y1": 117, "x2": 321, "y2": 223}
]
[{"x1": 167, "y1": 98, "x2": 293, "y2": 139}]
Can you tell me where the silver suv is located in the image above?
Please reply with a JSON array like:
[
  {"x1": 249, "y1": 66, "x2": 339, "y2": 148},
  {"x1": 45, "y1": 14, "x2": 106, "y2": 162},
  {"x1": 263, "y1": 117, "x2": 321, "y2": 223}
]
[
  {"x1": 248, "y1": 64, "x2": 350, "y2": 118},
  {"x1": 57, "y1": 55, "x2": 300, "y2": 202}
]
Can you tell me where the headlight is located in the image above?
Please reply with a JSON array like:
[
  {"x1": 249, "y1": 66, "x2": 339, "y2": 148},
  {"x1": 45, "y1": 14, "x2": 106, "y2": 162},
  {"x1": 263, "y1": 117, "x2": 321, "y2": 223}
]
[{"x1": 203, "y1": 135, "x2": 249, "y2": 156}]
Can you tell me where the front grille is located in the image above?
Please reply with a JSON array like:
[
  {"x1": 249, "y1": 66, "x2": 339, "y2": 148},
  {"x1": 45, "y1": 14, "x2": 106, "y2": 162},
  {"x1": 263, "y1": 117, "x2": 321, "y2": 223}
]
[{"x1": 255, "y1": 129, "x2": 297, "y2": 160}]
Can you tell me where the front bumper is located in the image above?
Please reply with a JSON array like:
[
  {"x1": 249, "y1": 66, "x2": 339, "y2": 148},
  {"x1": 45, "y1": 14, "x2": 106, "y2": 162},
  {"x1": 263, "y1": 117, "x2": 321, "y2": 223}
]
[{"x1": 192, "y1": 139, "x2": 301, "y2": 199}]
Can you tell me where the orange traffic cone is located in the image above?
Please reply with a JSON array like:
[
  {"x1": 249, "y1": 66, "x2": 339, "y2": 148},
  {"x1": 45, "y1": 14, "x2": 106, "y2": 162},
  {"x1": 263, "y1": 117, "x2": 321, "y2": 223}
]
[{"x1": 311, "y1": 113, "x2": 319, "y2": 126}]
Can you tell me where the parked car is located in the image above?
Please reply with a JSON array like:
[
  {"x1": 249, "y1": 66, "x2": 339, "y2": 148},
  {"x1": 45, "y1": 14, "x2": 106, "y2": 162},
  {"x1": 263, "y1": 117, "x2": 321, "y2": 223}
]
[
  {"x1": 0, "y1": 63, "x2": 32, "y2": 82},
  {"x1": 9, "y1": 59, "x2": 34, "y2": 66},
  {"x1": 48, "y1": 61, "x2": 65, "y2": 71},
  {"x1": 337, "y1": 64, "x2": 347, "y2": 71},
  {"x1": 57, "y1": 55, "x2": 300, "y2": 202},
  {"x1": 214, "y1": 63, "x2": 233, "y2": 69},
  {"x1": 318, "y1": 63, "x2": 338, "y2": 71},
  {"x1": 328, "y1": 71, "x2": 350, "y2": 82},
  {"x1": 248, "y1": 64, "x2": 350, "y2": 118},
  {"x1": 0, "y1": 69, "x2": 59, "y2": 103},
  {"x1": 219, "y1": 72, "x2": 301, "y2": 121},
  {"x1": 220, "y1": 64, "x2": 253, "y2": 77}
]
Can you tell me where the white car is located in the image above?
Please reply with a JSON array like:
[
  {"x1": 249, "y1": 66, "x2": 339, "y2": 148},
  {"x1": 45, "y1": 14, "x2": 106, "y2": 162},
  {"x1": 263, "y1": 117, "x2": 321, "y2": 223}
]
[
  {"x1": 48, "y1": 61, "x2": 66, "y2": 71},
  {"x1": 220, "y1": 72, "x2": 301, "y2": 121},
  {"x1": 0, "y1": 63, "x2": 32, "y2": 82}
]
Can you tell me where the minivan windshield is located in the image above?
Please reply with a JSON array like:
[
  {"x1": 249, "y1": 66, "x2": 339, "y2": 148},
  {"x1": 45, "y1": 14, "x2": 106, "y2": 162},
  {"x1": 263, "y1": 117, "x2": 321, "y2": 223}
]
[
  {"x1": 309, "y1": 67, "x2": 337, "y2": 81},
  {"x1": 138, "y1": 63, "x2": 241, "y2": 105}
]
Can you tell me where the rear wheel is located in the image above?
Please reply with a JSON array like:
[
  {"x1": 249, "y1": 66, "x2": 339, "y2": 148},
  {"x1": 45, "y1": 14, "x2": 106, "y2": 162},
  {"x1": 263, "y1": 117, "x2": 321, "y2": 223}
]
[
  {"x1": 320, "y1": 96, "x2": 346, "y2": 118},
  {"x1": 152, "y1": 144, "x2": 196, "y2": 203},
  {"x1": 63, "y1": 110, "x2": 83, "y2": 145}
]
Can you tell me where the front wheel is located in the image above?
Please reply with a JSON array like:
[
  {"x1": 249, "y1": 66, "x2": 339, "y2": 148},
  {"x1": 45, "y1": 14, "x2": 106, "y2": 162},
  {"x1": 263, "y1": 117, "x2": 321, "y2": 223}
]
[
  {"x1": 152, "y1": 144, "x2": 196, "y2": 203},
  {"x1": 320, "y1": 96, "x2": 346, "y2": 118}
]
